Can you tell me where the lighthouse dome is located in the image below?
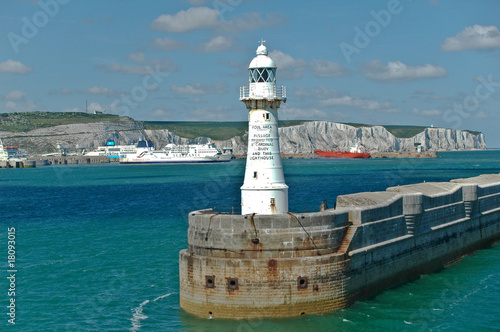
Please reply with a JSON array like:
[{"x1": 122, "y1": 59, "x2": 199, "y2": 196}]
[
  {"x1": 249, "y1": 44, "x2": 276, "y2": 69},
  {"x1": 249, "y1": 55, "x2": 275, "y2": 69}
]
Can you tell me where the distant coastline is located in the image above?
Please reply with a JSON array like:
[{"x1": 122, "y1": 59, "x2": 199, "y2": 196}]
[{"x1": 0, "y1": 112, "x2": 487, "y2": 156}]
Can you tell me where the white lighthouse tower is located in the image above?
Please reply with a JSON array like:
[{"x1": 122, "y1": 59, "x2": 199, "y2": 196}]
[{"x1": 240, "y1": 40, "x2": 288, "y2": 215}]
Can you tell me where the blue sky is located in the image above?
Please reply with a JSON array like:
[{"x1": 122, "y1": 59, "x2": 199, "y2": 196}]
[{"x1": 1, "y1": 0, "x2": 500, "y2": 146}]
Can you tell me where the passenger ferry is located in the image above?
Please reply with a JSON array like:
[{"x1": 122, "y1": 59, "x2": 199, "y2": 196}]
[
  {"x1": 84, "y1": 140, "x2": 153, "y2": 158},
  {"x1": 120, "y1": 143, "x2": 232, "y2": 164},
  {"x1": 0, "y1": 139, "x2": 27, "y2": 161}
]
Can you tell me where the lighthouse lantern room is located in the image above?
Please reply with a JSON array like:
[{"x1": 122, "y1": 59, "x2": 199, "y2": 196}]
[{"x1": 240, "y1": 40, "x2": 288, "y2": 215}]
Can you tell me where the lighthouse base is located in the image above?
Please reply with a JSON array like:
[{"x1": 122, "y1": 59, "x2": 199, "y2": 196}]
[{"x1": 241, "y1": 186, "x2": 288, "y2": 215}]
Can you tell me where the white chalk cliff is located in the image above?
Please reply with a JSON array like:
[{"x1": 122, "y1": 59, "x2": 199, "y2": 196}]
[
  {"x1": 218, "y1": 121, "x2": 486, "y2": 155},
  {"x1": 0, "y1": 120, "x2": 486, "y2": 154}
]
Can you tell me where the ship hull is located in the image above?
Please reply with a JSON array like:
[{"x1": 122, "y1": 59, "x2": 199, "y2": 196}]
[
  {"x1": 120, "y1": 159, "x2": 231, "y2": 164},
  {"x1": 315, "y1": 150, "x2": 370, "y2": 158},
  {"x1": 120, "y1": 143, "x2": 232, "y2": 164},
  {"x1": 120, "y1": 154, "x2": 232, "y2": 164}
]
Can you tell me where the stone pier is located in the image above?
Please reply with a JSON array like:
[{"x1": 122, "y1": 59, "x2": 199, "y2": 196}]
[{"x1": 179, "y1": 173, "x2": 500, "y2": 319}]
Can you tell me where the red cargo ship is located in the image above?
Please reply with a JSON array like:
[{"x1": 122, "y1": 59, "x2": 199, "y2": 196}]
[{"x1": 314, "y1": 144, "x2": 370, "y2": 159}]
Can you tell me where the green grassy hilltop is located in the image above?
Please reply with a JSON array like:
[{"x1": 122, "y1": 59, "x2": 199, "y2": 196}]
[
  {"x1": 143, "y1": 120, "x2": 310, "y2": 140},
  {"x1": 0, "y1": 112, "x2": 124, "y2": 132}
]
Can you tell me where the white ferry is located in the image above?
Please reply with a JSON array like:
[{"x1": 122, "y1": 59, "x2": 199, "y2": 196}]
[
  {"x1": 120, "y1": 143, "x2": 232, "y2": 164},
  {"x1": 0, "y1": 139, "x2": 27, "y2": 161},
  {"x1": 84, "y1": 140, "x2": 153, "y2": 158}
]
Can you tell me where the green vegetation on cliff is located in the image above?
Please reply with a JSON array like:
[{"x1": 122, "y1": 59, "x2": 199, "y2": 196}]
[
  {"x1": 0, "y1": 112, "x2": 124, "y2": 132},
  {"x1": 143, "y1": 120, "x2": 310, "y2": 140},
  {"x1": 383, "y1": 125, "x2": 430, "y2": 139}
]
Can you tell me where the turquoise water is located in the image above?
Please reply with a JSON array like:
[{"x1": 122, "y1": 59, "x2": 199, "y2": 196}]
[{"x1": 1, "y1": 151, "x2": 499, "y2": 331}]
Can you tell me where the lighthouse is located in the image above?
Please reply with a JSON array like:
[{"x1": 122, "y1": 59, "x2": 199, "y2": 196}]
[{"x1": 240, "y1": 40, "x2": 288, "y2": 215}]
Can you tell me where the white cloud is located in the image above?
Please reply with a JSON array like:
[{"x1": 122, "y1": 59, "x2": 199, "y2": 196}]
[
  {"x1": 310, "y1": 60, "x2": 350, "y2": 77},
  {"x1": 0, "y1": 59, "x2": 32, "y2": 74},
  {"x1": 186, "y1": 0, "x2": 207, "y2": 5},
  {"x1": 151, "y1": 37, "x2": 187, "y2": 51},
  {"x1": 171, "y1": 82, "x2": 226, "y2": 95},
  {"x1": 320, "y1": 95, "x2": 399, "y2": 113},
  {"x1": 222, "y1": 13, "x2": 285, "y2": 32},
  {"x1": 85, "y1": 86, "x2": 117, "y2": 96},
  {"x1": 59, "y1": 88, "x2": 72, "y2": 95},
  {"x1": 87, "y1": 102, "x2": 106, "y2": 113},
  {"x1": 4, "y1": 90, "x2": 27, "y2": 101},
  {"x1": 260, "y1": 52, "x2": 349, "y2": 79},
  {"x1": 197, "y1": 36, "x2": 232, "y2": 52},
  {"x1": 63, "y1": 107, "x2": 80, "y2": 112},
  {"x1": 441, "y1": 25, "x2": 500, "y2": 52},
  {"x1": 269, "y1": 50, "x2": 300, "y2": 69},
  {"x1": 475, "y1": 111, "x2": 487, "y2": 119},
  {"x1": 188, "y1": 106, "x2": 233, "y2": 120},
  {"x1": 412, "y1": 107, "x2": 442, "y2": 116},
  {"x1": 128, "y1": 52, "x2": 146, "y2": 63},
  {"x1": 96, "y1": 63, "x2": 152, "y2": 75},
  {"x1": 360, "y1": 60, "x2": 447, "y2": 82},
  {"x1": 413, "y1": 89, "x2": 435, "y2": 95},
  {"x1": 149, "y1": 107, "x2": 179, "y2": 120},
  {"x1": 294, "y1": 86, "x2": 343, "y2": 100},
  {"x1": 268, "y1": 50, "x2": 308, "y2": 79},
  {"x1": 279, "y1": 106, "x2": 330, "y2": 120},
  {"x1": 4, "y1": 100, "x2": 39, "y2": 112},
  {"x1": 96, "y1": 57, "x2": 177, "y2": 75},
  {"x1": 151, "y1": 7, "x2": 284, "y2": 33},
  {"x1": 5, "y1": 101, "x2": 16, "y2": 109},
  {"x1": 172, "y1": 84, "x2": 205, "y2": 95},
  {"x1": 151, "y1": 7, "x2": 220, "y2": 33}
]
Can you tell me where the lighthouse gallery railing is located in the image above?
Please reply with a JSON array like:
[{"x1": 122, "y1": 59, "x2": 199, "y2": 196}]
[{"x1": 239, "y1": 86, "x2": 286, "y2": 100}]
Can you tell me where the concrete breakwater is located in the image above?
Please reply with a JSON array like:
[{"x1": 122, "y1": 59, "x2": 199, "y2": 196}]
[
  {"x1": 35, "y1": 155, "x2": 111, "y2": 165},
  {"x1": 0, "y1": 156, "x2": 112, "y2": 169},
  {"x1": 233, "y1": 151, "x2": 437, "y2": 159},
  {"x1": 179, "y1": 173, "x2": 500, "y2": 318},
  {"x1": 370, "y1": 151, "x2": 437, "y2": 158},
  {"x1": 0, "y1": 160, "x2": 37, "y2": 168}
]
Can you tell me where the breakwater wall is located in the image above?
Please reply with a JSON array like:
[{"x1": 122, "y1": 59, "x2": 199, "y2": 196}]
[
  {"x1": 39, "y1": 155, "x2": 111, "y2": 165},
  {"x1": 179, "y1": 173, "x2": 500, "y2": 319},
  {"x1": 0, "y1": 156, "x2": 112, "y2": 168},
  {"x1": 370, "y1": 151, "x2": 437, "y2": 158},
  {"x1": 0, "y1": 160, "x2": 37, "y2": 168}
]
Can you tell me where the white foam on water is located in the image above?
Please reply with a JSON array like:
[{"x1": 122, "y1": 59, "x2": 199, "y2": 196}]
[
  {"x1": 129, "y1": 293, "x2": 175, "y2": 331},
  {"x1": 129, "y1": 300, "x2": 149, "y2": 332},
  {"x1": 153, "y1": 292, "x2": 174, "y2": 302}
]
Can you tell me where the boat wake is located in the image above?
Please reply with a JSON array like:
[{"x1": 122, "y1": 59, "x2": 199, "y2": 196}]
[{"x1": 129, "y1": 293, "x2": 174, "y2": 331}]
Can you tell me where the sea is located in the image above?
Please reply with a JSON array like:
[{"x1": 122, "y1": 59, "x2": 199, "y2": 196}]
[{"x1": 1, "y1": 151, "x2": 499, "y2": 331}]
